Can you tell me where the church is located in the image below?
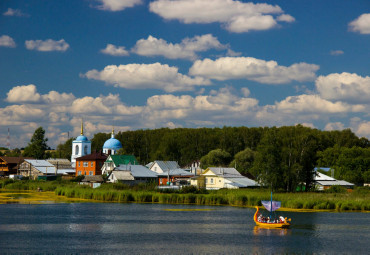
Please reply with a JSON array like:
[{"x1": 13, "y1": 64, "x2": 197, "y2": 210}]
[{"x1": 71, "y1": 121, "x2": 123, "y2": 170}]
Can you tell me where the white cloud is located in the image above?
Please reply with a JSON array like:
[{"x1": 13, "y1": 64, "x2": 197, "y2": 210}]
[
  {"x1": 189, "y1": 57, "x2": 319, "y2": 84},
  {"x1": 355, "y1": 121, "x2": 370, "y2": 137},
  {"x1": 0, "y1": 35, "x2": 16, "y2": 48},
  {"x1": 132, "y1": 34, "x2": 227, "y2": 60},
  {"x1": 149, "y1": 0, "x2": 294, "y2": 33},
  {"x1": 349, "y1": 13, "x2": 370, "y2": 34},
  {"x1": 25, "y1": 39, "x2": 69, "y2": 52},
  {"x1": 277, "y1": 14, "x2": 295, "y2": 23},
  {"x1": 3, "y1": 8, "x2": 28, "y2": 17},
  {"x1": 330, "y1": 50, "x2": 344, "y2": 56},
  {"x1": 324, "y1": 122, "x2": 345, "y2": 131},
  {"x1": 6, "y1": 84, "x2": 41, "y2": 103},
  {"x1": 93, "y1": 0, "x2": 142, "y2": 11},
  {"x1": 83, "y1": 63, "x2": 211, "y2": 92},
  {"x1": 101, "y1": 44, "x2": 129, "y2": 56},
  {"x1": 316, "y1": 72, "x2": 370, "y2": 104}
]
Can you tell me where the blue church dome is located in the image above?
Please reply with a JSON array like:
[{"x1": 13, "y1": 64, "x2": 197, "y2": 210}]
[
  {"x1": 103, "y1": 138, "x2": 122, "y2": 150},
  {"x1": 75, "y1": 135, "x2": 89, "y2": 142}
]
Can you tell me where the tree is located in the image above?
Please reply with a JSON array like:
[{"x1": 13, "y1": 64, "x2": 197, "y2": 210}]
[
  {"x1": 50, "y1": 138, "x2": 73, "y2": 159},
  {"x1": 251, "y1": 128, "x2": 284, "y2": 190},
  {"x1": 229, "y1": 148, "x2": 255, "y2": 174},
  {"x1": 200, "y1": 149, "x2": 232, "y2": 169},
  {"x1": 23, "y1": 127, "x2": 49, "y2": 159}
]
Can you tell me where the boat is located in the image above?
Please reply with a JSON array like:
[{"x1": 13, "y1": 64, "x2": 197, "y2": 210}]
[{"x1": 253, "y1": 192, "x2": 291, "y2": 228}]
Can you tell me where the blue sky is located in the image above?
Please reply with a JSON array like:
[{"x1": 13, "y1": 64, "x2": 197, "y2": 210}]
[{"x1": 1, "y1": 0, "x2": 369, "y2": 149}]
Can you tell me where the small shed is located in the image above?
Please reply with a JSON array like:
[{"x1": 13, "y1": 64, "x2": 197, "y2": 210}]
[
  {"x1": 108, "y1": 165, "x2": 158, "y2": 185},
  {"x1": 80, "y1": 175, "x2": 104, "y2": 188}
]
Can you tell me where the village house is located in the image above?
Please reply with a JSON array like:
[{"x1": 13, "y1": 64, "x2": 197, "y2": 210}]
[
  {"x1": 47, "y1": 158, "x2": 75, "y2": 178},
  {"x1": 75, "y1": 151, "x2": 107, "y2": 176},
  {"x1": 18, "y1": 159, "x2": 57, "y2": 180},
  {"x1": 80, "y1": 175, "x2": 104, "y2": 188},
  {"x1": 101, "y1": 154, "x2": 139, "y2": 175},
  {"x1": 107, "y1": 164, "x2": 158, "y2": 185},
  {"x1": 156, "y1": 168, "x2": 195, "y2": 186},
  {"x1": 146, "y1": 160, "x2": 181, "y2": 174},
  {"x1": 314, "y1": 170, "x2": 354, "y2": 191},
  {"x1": 0, "y1": 156, "x2": 29, "y2": 177},
  {"x1": 191, "y1": 167, "x2": 258, "y2": 190}
]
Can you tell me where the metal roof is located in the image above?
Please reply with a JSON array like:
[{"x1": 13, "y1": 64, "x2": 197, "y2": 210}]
[
  {"x1": 314, "y1": 172, "x2": 337, "y2": 181},
  {"x1": 152, "y1": 161, "x2": 180, "y2": 171},
  {"x1": 225, "y1": 177, "x2": 259, "y2": 187},
  {"x1": 316, "y1": 180, "x2": 354, "y2": 186},
  {"x1": 157, "y1": 168, "x2": 195, "y2": 177},
  {"x1": 25, "y1": 159, "x2": 56, "y2": 174},
  {"x1": 115, "y1": 164, "x2": 158, "y2": 178},
  {"x1": 207, "y1": 167, "x2": 241, "y2": 177},
  {"x1": 109, "y1": 155, "x2": 139, "y2": 166}
]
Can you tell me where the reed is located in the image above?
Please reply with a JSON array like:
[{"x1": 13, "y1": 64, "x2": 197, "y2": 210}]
[{"x1": 1, "y1": 180, "x2": 369, "y2": 211}]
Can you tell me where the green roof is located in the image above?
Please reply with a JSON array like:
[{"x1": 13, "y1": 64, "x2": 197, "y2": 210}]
[{"x1": 109, "y1": 155, "x2": 139, "y2": 166}]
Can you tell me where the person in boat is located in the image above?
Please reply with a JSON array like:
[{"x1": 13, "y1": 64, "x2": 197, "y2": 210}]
[{"x1": 279, "y1": 216, "x2": 285, "y2": 223}]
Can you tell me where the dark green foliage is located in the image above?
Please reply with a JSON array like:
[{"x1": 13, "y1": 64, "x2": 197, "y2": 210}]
[
  {"x1": 23, "y1": 127, "x2": 49, "y2": 159},
  {"x1": 200, "y1": 149, "x2": 232, "y2": 169}
]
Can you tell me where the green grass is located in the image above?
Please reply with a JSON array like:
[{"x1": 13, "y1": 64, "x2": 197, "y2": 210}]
[{"x1": 1, "y1": 179, "x2": 369, "y2": 211}]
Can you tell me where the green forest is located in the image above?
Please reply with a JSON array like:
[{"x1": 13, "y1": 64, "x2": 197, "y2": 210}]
[{"x1": 2, "y1": 125, "x2": 370, "y2": 192}]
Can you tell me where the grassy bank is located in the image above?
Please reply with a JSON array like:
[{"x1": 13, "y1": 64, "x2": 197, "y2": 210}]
[{"x1": 1, "y1": 179, "x2": 369, "y2": 211}]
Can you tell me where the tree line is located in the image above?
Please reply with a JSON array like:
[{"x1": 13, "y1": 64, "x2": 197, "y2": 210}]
[{"x1": 2, "y1": 125, "x2": 369, "y2": 191}]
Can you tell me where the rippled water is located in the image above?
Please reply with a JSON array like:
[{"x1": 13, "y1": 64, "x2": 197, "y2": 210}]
[{"x1": 0, "y1": 203, "x2": 369, "y2": 254}]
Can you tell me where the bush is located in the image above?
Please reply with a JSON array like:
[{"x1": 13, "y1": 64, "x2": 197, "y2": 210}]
[{"x1": 325, "y1": 185, "x2": 347, "y2": 193}]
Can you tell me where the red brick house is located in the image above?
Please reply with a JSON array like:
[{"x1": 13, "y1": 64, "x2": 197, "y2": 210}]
[{"x1": 75, "y1": 151, "x2": 107, "y2": 176}]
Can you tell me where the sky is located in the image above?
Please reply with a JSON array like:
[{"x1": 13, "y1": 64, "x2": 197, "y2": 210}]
[{"x1": 0, "y1": 0, "x2": 369, "y2": 149}]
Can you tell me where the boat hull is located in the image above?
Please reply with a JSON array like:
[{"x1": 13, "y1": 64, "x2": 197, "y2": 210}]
[{"x1": 254, "y1": 206, "x2": 290, "y2": 228}]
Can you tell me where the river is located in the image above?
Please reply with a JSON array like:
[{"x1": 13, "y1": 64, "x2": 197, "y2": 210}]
[{"x1": 0, "y1": 201, "x2": 369, "y2": 254}]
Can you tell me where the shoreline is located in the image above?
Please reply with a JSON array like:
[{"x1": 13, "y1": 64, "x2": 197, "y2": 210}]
[{"x1": 1, "y1": 189, "x2": 369, "y2": 213}]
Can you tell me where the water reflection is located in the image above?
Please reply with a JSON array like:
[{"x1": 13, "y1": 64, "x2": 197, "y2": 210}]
[{"x1": 253, "y1": 226, "x2": 290, "y2": 236}]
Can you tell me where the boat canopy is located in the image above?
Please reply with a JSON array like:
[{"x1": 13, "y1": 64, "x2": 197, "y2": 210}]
[{"x1": 261, "y1": 200, "x2": 281, "y2": 212}]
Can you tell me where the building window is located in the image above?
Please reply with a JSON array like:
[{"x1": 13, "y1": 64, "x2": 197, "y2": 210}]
[
  {"x1": 83, "y1": 162, "x2": 88, "y2": 167},
  {"x1": 91, "y1": 162, "x2": 94, "y2": 167},
  {"x1": 78, "y1": 171, "x2": 81, "y2": 175},
  {"x1": 89, "y1": 171, "x2": 93, "y2": 176},
  {"x1": 210, "y1": 178, "x2": 214, "y2": 184},
  {"x1": 84, "y1": 145, "x2": 88, "y2": 155},
  {"x1": 75, "y1": 145, "x2": 79, "y2": 155},
  {"x1": 160, "y1": 178, "x2": 163, "y2": 184},
  {"x1": 205, "y1": 178, "x2": 207, "y2": 184},
  {"x1": 78, "y1": 162, "x2": 81, "y2": 167}
]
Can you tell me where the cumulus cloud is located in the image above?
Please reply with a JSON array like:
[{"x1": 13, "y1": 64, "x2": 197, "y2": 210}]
[
  {"x1": 132, "y1": 34, "x2": 227, "y2": 60},
  {"x1": 0, "y1": 35, "x2": 16, "y2": 48},
  {"x1": 149, "y1": 0, "x2": 294, "y2": 33},
  {"x1": 325, "y1": 122, "x2": 345, "y2": 131},
  {"x1": 330, "y1": 50, "x2": 344, "y2": 56},
  {"x1": 83, "y1": 63, "x2": 211, "y2": 92},
  {"x1": 93, "y1": 0, "x2": 142, "y2": 11},
  {"x1": 3, "y1": 8, "x2": 28, "y2": 17},
  {"x1": 316, "y1": 72, "x2": 370, "y2": 104},
  {"x1": 101, "y1": 44, "x2": 129, "y2": 56},
  {"x1": 6, "y1": 84, "x2": 41, "y2": 103},
  {"x1": 349, "y1": 13, "x2": 370, "y2": 34},
  {"x1": 25, "y1": 39, "x2": 69, "y2": 52},
  {"x1": 189, "y1": 57, "x2": 319, "y2": 84}
]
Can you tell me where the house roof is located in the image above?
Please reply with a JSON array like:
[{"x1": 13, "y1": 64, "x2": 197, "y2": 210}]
[
  {"x1": 76, "y1": 151, "x2": 107, "y2": 161},
  {"x1": 111, "y1": 170, "x2": 135, "y2": 181},
  {"x1": 224, "y1": 177, "x2": 259, "y2": 187},
  {"x1": 315, "y1": 180, "x2": 354, "y2": 186},
  {"x1": 107, "y1": 155, "x2": 139, "y2": 166},
  {"x1": 115, "y1": 164, "x2": 158, "y2": 178},
  {"x1": 81, "y1": 175, "x2": 104, "y2": 182},
  {"x1": 47, "y1": 158, "x2": 73, "y2": 169},
  {"x1": 148, "y1": 161, "x2": 180, "y2": 171},
  {"x1": 0, "y1": 156, "x2": 29, "y2": 164},
  {"x1": 314, "y1": 171, "x2": 336, "y2": 181},
  {"x1": 207, "y1": 167, "x2": 242, "y2": 177},
  {"x1": 157, "y1": 168, "x2": 195, "y2": 177},
  {"x1": 24, "y1": 159, "x2": 56, "y2": 174}
]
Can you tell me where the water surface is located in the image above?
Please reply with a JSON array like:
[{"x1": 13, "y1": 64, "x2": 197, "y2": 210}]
[{"x1": 0, "y1": 202, "x2": 369, "y2": 254}]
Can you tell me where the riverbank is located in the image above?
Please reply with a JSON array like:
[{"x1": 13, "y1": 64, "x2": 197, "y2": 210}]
[{"x1": 1, "y1": 180, "x2": 369, "y2": 212}]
